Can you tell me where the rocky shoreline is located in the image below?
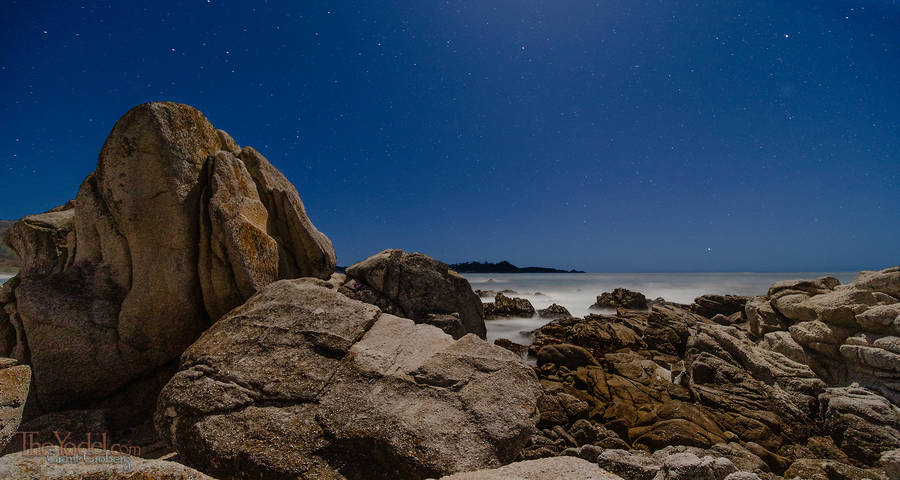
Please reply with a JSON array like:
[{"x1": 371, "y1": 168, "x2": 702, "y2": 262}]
[
  {"x1": 0, "y1": 103, "x2": 897, "y2": 480},
  {"x1": 490, "y1": 278, "x2": 900, "y2": 480}
]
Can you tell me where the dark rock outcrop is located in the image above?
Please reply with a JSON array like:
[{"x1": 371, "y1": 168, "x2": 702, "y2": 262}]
[
  {"x1": 538, "y1": 303, "x2": 572, "y2": 319},
  {"x1": 590, "y1": 288, "x2": 648, "y2": 310},
  {"x1": 690, "y1": 294, "x2": 750, "y2": 319},
  {"x1": 341, "y1": 249, "x2": 486, "y2": 339},
  {"x1": 484, "y1": 293, "x2": 536, "y2": 319}
]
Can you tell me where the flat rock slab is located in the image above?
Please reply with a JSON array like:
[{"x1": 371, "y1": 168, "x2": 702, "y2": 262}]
[{"x1": 436, "y1": 457, "x2": 623, "y2": 479}]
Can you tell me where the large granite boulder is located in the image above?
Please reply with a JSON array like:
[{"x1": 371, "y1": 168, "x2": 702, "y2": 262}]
[
  {"x1": 341, "y1": 249, "x2": 486, "y2": 339},
  {"x1": 0, "y1": 449, "x2": 216, "y2": 480},
  {"x1": 0, "y1": 358, "x2": 30, "y2": 452},
  {"x1": 0, "y1": 102, "x2": 336, "y2": 423},
  {"x1": 155, "y1": 278, "x2": 541, "y2": 480},
  {"x1": 437, "y1": 456, "x2": 623, "y2": 479}
]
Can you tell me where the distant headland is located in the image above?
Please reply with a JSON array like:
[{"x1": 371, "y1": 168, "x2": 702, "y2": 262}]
[{"x1": 449, "y1": 260, "x2": 585, "y2": 274}]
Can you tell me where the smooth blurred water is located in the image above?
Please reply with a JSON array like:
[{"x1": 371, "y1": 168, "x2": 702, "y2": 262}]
[
  {"x1": 0, "y1": 274, "x2": 12, "y2": 285},
  {"x1": 465, "y1": 271, "x2": 858, "y2": 345}
]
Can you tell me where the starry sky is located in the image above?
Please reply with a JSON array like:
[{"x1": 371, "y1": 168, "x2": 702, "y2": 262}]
[{"x1": 1, "y1": 1, "x2": 898, "y2": 272}]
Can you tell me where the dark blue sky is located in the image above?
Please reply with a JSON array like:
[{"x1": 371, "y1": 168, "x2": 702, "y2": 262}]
[{"x1": 1, "y1": 1, "x2": 898, "y2": 272}]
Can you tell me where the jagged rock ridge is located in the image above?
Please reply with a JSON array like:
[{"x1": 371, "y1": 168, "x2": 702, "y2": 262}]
[{"x1": 0, "y1": 102, "x2": 336, "y2": 424}]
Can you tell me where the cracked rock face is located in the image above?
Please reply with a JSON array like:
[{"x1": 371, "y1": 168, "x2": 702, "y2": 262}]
[
  {"x1": 155, "y1": 278, "x2": 542, "y2": 480},
  {"x1": 0, "y1": 102, "x2": 336, "y2": 421}
]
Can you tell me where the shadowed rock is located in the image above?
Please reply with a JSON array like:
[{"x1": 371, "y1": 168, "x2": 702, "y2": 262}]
[
  {"x1": 690, "y1": 294, "x2": 750, "y2": 319},
  {"x1": 590, "y1": 288, "x2": 648, "y2": 310}
]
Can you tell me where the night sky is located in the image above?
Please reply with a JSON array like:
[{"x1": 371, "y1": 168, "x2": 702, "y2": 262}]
[{"x1": 1, "y1": 1, "x2": 898, "y2": 272}]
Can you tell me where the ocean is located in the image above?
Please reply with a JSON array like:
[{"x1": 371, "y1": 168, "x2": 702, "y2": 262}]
[{"x1": 464, "y1": 272, "x2": 858, "y2": 345}]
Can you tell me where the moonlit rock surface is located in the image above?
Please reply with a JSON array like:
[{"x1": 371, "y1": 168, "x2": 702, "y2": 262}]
[
  {"x1": 0, "y1": 102, "x2": 336, "y2": 422},
  {"x1": 155, "y1": 278, "x2": 541, "y2": 480}
]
